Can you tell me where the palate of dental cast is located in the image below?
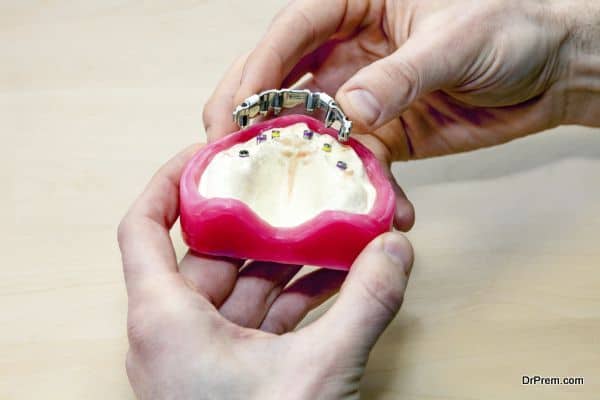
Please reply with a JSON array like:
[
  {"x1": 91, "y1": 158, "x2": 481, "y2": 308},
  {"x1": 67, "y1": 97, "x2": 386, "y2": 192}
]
[
  {"x1": 242, "y1": 126, "x2": 352, "y2": 178},
  {"x1": 199, "y1": 122, "x2": 374, "y2": 228}
]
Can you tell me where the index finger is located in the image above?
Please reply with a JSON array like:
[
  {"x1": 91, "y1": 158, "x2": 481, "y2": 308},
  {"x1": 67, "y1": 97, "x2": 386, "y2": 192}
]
[{"x1": 234, "y1": 0, "x2": 362, "y2": 104}]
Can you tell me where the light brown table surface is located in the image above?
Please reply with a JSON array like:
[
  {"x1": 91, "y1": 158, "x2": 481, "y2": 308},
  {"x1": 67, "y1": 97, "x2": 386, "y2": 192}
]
[{"x1": 2, "y1": 2, "x2": 599, "y2": 399}]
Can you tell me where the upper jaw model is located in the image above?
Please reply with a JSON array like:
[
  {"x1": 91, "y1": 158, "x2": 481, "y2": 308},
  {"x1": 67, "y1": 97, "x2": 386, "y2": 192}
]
[
  {"x1": 198, "y1": 120, "x2": 376, "y2": 228},
  {"x1": 180, "y1": 114, "x2": 395, "y2": 270}
]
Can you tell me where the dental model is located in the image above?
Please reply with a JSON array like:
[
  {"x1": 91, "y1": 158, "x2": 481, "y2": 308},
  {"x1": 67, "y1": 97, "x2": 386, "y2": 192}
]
[{"x1": 180, "y1": 90, "x2": 395, "y2": 270}]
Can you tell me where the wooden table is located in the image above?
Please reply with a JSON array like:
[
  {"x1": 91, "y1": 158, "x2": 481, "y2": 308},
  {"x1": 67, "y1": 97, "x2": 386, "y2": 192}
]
[{"x1": 2, "y1": 2, "x2": 599, "y2": 399}]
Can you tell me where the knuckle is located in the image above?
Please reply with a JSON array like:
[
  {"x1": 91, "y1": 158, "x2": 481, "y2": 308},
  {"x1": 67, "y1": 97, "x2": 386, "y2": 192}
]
[
  {"x1": 202, "y1": 97, "x2": 216, "y2": 126},
  {"x1": 357, "y1": 270, "x2": 404, "y2": 319},
  {"x1": 127, "y1": 319, "x2": 150, "y2": 353},
  {"x1": 386, "y1": 232, "x2": 413, "y2": 260},
  {"x1": 117, "y1": 216, "x2": 133, "y2": 247},
  {"x1": 126, "y1": 303, "x2": 152, "y2": 351},
  {"x1": 381, "y1": 58, "x2": 420, "y2": 104},
  {"x1": 368, "y1": 282, "x2": 404, "y2": 319},
  {"x1": 294, "y1": 6, "x2": 316, "y2": 46},
  {"x1": 126, "y1": 301, "x2": 169, "y2": 355},
  {"x1": 126, "y1": 287, "x2": 189, "y2": 353}
]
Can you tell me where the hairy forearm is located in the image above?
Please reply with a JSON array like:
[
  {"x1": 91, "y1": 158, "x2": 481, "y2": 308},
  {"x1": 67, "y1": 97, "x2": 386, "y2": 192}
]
[{"x1": 555, "y1": 0, "x2": 600, "y2": 126}]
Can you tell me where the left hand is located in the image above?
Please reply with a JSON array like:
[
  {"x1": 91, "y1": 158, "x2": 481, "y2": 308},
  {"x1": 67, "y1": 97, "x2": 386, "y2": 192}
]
[{"x1": 118, "y1": 145, "x2": 414, "y2": 399}]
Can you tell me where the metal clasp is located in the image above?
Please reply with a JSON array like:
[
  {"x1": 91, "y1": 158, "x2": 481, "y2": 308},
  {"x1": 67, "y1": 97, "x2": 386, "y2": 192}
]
[{"x1": 232, "y1": 89, "x2": 353, "y2": 142}]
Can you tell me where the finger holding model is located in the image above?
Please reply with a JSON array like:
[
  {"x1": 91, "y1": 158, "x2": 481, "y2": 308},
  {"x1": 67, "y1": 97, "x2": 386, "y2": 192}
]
[{"x1": 204, "y1": 0, "x2": 600, "y2": 161}]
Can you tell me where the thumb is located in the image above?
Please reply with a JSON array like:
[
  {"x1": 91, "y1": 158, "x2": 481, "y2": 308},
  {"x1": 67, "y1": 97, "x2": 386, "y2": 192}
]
[
  {"x1": 315, "y1": 232, "x2": 414, "y2": 351},
  {"x1": 336, "y1": 34, "x2": 458, "y2": 131}
]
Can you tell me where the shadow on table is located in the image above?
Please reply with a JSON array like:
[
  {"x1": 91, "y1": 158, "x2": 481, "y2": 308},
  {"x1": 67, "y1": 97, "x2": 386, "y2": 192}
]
[
  {"x1": 359, "y1": 313, "x2": 425, "y2": 399},
  {"x1": 393, "y1": 126, "x2": 600, "y2": 188},
  {"x1": 364, "y1": 126, "x2": 600, "y2": 397}
]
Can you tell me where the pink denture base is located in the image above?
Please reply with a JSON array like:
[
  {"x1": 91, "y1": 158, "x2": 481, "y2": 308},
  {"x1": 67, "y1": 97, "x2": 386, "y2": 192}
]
[{"x1": 180, "y1": 115, "x2": 395, "y2": 270}]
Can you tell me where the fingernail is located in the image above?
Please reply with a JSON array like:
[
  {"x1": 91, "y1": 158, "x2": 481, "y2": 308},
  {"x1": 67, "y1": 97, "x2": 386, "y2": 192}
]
[
  {"x1": 345, "y1": 89, "x2": 381, "y2": 127},
  {"x1": 383, "y1": 234, "x2": 413, "y2": 276}
]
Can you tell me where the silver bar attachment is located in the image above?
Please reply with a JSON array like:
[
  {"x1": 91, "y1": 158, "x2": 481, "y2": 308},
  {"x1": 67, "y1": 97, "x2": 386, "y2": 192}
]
[{"x1": 232, "y1": 89, "x2": 353, "y2": 142}]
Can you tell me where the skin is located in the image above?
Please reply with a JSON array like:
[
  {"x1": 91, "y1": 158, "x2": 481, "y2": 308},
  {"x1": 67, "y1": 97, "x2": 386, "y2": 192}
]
[
  {"x1": 118, "y1": 145, "x2": 413, "y2": 399},
  {"x1": 121, "y1": 0, "x2": 600, "y2": 398}
]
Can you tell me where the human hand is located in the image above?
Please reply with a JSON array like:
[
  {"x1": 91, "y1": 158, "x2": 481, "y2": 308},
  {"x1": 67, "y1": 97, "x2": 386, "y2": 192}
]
[
  {"x1": 203, "y1": 0, "x2": 600, "y2": 162},
  {"x1": 118, "y1": 146, "x2": 414, "y2": 400}
]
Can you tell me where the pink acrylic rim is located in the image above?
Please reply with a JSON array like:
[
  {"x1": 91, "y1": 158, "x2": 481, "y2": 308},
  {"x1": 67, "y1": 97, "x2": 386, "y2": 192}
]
[{"x1": 180, "y1": 114, "x2": 395, "y2": 246}]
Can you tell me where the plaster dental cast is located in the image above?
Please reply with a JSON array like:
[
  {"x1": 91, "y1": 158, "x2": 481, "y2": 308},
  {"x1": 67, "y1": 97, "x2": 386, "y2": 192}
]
[{"x1": 118, "y1": 0, "x2": 600, "y2": 398}]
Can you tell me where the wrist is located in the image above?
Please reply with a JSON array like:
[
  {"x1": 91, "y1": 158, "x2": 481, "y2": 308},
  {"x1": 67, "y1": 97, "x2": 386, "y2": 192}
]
[{"x1": 551, "y1": 0, "x2": 600, "y2": 126}]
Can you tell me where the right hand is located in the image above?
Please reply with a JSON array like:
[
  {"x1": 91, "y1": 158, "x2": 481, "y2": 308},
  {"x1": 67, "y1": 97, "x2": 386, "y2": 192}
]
[
  {"x1": 204, "y1": 0, "x2": 600, "y2": 161},
  {"x1": 118, "y1": 146, "x2": 415, "y2": 400}
]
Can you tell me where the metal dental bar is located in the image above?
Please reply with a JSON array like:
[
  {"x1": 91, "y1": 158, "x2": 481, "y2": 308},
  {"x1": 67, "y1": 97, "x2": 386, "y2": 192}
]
[{"x1": 232, "y1": 89, "x2": 353, "y2": 142}]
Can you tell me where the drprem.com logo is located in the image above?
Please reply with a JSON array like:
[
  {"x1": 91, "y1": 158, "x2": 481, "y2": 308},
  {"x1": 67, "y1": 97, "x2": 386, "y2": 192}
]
[{"x1": 522, "y1": 375, "x2": 585, "y2": 385}]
